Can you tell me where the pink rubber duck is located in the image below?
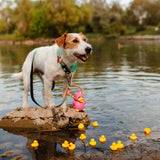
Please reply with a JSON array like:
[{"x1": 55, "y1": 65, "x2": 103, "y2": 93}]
[{"x1": 72, "y1": 90, "x2": 87, "y2": 111}]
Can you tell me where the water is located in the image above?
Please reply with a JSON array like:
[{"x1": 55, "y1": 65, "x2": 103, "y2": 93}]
[{"x1": 1, "y1": 40, "x2": 160, "y2": 159}]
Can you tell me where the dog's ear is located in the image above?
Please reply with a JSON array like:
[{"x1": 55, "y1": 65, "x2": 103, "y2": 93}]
[
  {"x1": 79, "y1": 32, "x2": 83, "y2": 36},
  {"x1": 55, "y1": 33, "x2": 67, "y2": 47}
]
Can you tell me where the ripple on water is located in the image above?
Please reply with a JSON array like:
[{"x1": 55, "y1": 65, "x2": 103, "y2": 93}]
[{"x1": 1, "y1": 41, "x2": 160, "y2": 159}]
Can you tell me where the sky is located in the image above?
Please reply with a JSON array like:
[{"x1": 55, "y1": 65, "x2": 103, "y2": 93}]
[
  {"x1": 106, "y1": 0, "x2": 134, "y2": 8},
  {"x1": 0, "y1": 0, "x2": 134, "y2": 9}
]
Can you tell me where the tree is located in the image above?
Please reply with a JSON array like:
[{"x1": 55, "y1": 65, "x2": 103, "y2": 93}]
[
  {"x1": 90, "y1": 0, "x2": 109, "y2": 33},
  {"x1": 0, "y1": 19, "x2": 8, "y2": 33},
  {"x1": 28, "y1": 9, "x2": 49, "y2": 37},
  {"x1": 106, "y1": 2, "x2": 125, "y2": 35},
  {"x1": 43, "y1": 0, "x2": 93, "y2": 36},
  {"x1": 143, "y1": 0, "x2": 160, "y2": 26},
  {"x1": 14, "y1": 0, "x2": 34, "y2": 35},
  {"x1": 0, "y1": 0, "x2": 15, "y2": 34},
  {"x1": 125, "y1": 0, "x2": 150, "y2": 27}
]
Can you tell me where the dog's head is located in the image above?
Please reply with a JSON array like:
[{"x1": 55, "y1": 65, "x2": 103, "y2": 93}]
[{"x1": 55, "y1": 33, "x2": 92, "y2": 63}]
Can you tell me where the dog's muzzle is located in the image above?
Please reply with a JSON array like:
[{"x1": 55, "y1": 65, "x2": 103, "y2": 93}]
[
  {"x1": 74, "y1": 53, "x2": 88, "y2": 62},
  {"x1": 74, "y1": 46, "x2": 92, "y2": 62}
]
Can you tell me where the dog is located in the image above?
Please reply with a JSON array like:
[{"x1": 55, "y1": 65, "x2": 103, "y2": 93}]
[{"x1": 12, "y1": 33, "x2": 92, "y2": 108}]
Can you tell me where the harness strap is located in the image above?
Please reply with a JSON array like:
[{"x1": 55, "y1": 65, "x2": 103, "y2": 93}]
[{"x1": 30, "y1": 50, "x2": 46, "y2": 109}]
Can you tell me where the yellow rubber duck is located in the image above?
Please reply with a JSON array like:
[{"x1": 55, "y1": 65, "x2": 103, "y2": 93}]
[
  {"x1": 76, "y1": 109, "x2": 85, "y2": 112},
  {"x1": 62, "y1": 140, "x2": 69, "y2": 150},
  {"x1": 89, "y1": 138, "x2": 96, "y2": 148},
  {"x1": 79, "y1": 134, "x2": 86, "y2": 141},
  {"x1": 144, "y1": 128, "x2": 151, "y2": 135},
  {"x1": 99, "y1": 135, "x2": 106, "y2": 145},
  {"x1": 93, "y1": 121, "x2": 98, "y2": 128},
  {"x1": 117, "y1": 141, "x2": 123, "y2": 149},
  {"x1": 68, "y1": 143, "x2": 76, "y2": 153},
  {"x1": 130, "y1": 133, "x2": 137, "y2": 142},
  {"x1": 78, "y1": 123, "x2": 84, "y2": 130},
  {"x1": 31, "y1": 140, "x2": 39, "y2": 148},
  {"x1": 110, "y1": 142, "x2": 117, "y2": 151}
]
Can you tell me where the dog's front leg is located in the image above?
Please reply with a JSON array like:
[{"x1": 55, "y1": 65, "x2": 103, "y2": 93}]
[
  {"x1": 61, "y1": 77, "x2": 72, "y2": 108},
  {"x1": 61, "y1": 72, "x2": 75, "y2": 108},
  {"x1": 44, "y1": 77, "x2": 55, "y2": 108}
]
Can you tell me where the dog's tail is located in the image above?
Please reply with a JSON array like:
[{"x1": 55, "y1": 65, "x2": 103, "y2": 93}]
[{"x1": 12, "y1": 72, "x2": 23, "y2": 79}]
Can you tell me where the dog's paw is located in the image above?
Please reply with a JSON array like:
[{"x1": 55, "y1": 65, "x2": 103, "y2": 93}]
[
  {"x1": 49, "y1": 103, "x2": 56, "y2": 108},
  {"x1": 23, "y1": 104, "x2": 29, "y2": 108},
  {"x1": 60, "y1": 103, "x2": 68, "y2": 108}
]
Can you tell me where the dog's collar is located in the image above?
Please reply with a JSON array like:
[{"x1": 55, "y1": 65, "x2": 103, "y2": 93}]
[{"x1": 57, "y1": 47, "x2": 77, "y2": 74}]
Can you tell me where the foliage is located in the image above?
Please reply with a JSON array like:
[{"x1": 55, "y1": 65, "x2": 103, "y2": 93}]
[
  {"x1": 28, "y1": 9, "x2": 49, "y2": 38},
  {"x1": 0, "y1": 19, "x2": 8, "y2": 33},
  {"x1": 14, "y1": 0, "x2": 34, "y2": 35},
  {"x1": 1, "y1": 0, "x2": 160, "y2": 38},
  {"x1": 42, "y1": 0, "x2": 93, "y2": 36},
  {"x1": 90, "y1": 0, "x2": 109, "y2": 33}
]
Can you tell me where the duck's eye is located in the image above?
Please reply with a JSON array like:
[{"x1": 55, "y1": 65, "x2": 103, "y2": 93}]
[{"x1": 73, "y1": 39, "x2": 79, "y2": 43}]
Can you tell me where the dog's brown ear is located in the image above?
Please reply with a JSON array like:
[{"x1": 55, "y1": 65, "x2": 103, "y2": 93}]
[{"x1": 55, "y1": 33, "x2": 67, "y2": 47}]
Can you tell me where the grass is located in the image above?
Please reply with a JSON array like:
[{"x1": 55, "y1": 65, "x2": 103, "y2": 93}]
[
  {"x1": 0, "y1": 34, "x2": 25, "y2": 41},
  {"x1": 0, "y1": 33, "x2": 104, "y2": 41},
  {"x1": 85, "y1": 33, "x2": 103, "y2": 39},
  {"x1": 1, "y1": 27, "x2": 160, "y2": 42},
  {"x1": 134, "y1": 26, "x2": 160, "y2": 36}
]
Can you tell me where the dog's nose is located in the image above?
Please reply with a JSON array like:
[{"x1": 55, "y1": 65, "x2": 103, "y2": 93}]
[{"x1": 85, "y1": 47, "x2": 92, "y2": 54}]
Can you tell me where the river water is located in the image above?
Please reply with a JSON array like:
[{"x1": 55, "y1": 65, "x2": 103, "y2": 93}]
[{"x1": 1, "y1": 40, "x2": 160, "y2": 159}]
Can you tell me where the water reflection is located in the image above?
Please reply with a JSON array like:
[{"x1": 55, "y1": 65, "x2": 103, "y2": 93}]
[
  {"x1": 2, "y1": 127, "x2": 84, "y2": 160},
  {"x1": 89, "y1": 40, "x2": 160, "y2": 72}
]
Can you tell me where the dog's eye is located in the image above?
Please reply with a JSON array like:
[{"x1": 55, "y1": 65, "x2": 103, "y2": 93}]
[
  {"x1": 83, "y1": 38, "x2": 87, "y2": 42},
  {"x1": 73, "y1": 39, "x2": 79, "y2": 43}
]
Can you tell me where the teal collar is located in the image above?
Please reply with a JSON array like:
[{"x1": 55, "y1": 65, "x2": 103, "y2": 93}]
[{"x1": 57, "y1": 47, "x2": 77, "y2": 74}]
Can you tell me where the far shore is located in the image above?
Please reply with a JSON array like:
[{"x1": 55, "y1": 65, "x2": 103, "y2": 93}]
[
  {"x1": 0, "y1": 38, "x2": 56, "y2": 46},
  {"x1": 116, "y1": 35, "x2": 160, "y2": 40},
  {"x1": 1, "y1": 35, "x2": 160, "y2": 45}
]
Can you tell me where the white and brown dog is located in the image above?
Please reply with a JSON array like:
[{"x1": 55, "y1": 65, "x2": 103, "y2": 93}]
[{"x1": 12, "y1": 33, "x2": 92, "y2": 108}]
